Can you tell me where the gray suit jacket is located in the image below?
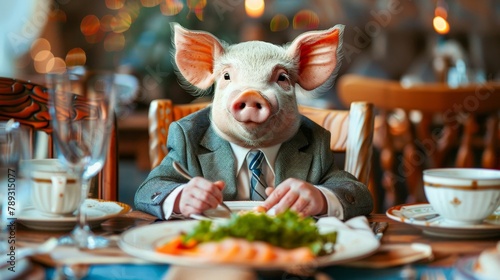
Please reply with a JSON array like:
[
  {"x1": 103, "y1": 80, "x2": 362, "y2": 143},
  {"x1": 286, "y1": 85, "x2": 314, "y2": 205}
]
[{"x1": 134, "y1": 107, "x2": 373, "y2": 219}]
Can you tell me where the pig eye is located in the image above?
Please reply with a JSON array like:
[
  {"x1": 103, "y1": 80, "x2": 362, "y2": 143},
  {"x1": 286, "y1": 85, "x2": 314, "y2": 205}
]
[
  {"x1": 223, "y1": 73, "x2": 231, "y2": 80},
  {"x1": 277, "y1": 73, "x2": 288, "y2": 82},
  {"x1": 276, "y1": 72, "x2": 291, "y2": 90}
]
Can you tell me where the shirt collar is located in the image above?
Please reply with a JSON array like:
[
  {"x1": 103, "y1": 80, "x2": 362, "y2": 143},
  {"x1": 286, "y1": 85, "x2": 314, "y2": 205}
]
[{"x1": 229, "y1": 142, "x2": 281, "y2": 174}]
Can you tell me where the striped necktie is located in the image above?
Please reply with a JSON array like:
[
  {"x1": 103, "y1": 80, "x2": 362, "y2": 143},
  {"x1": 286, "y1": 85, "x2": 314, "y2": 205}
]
[{"x1": 247, "y1": 150, "x2": 267, "y2": 201}]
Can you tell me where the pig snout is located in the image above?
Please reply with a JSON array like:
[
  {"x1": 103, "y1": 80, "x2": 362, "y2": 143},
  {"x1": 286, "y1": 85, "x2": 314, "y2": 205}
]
[{"x1": 230, "y1": 90, "x2": 271, "y2": 124}]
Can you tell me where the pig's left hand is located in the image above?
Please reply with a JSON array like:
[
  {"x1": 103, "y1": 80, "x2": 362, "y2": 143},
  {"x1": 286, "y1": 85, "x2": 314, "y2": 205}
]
[{"x1": 262, "y1": 178, "x2": 327, "y2": 217}]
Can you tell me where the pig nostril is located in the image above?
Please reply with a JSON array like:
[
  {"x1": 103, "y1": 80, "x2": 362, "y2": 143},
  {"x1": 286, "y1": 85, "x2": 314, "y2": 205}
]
[
  {"x1": 239, "y1": 103, "x2": 246, "y2": 110},
  {"x1": 256, "y1": 103, "x2": 262, "y2": 109}
]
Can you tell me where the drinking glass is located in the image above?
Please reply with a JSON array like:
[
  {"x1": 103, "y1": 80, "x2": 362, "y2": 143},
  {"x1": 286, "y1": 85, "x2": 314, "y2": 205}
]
[
  {"x1": 46, "y1": 69, "x2": 116, "y2": 249},
  {"x1": 0, "y1": 120, "x2": 22, "y2": 255}
]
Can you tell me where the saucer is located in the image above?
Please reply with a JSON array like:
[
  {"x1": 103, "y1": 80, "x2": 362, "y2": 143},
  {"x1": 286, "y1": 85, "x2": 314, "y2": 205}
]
[
  {"x1": 17, "y1": 199, "x2": 131, "y2": 231},
  {"x1": 386, "y1": 203, "x2": 500, "y2": 239}
]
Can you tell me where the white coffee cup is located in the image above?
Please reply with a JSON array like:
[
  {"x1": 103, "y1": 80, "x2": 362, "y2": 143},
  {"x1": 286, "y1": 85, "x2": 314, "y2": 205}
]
[{"x1": 27, "y1": 159, "x2": 80, "y2": 216}]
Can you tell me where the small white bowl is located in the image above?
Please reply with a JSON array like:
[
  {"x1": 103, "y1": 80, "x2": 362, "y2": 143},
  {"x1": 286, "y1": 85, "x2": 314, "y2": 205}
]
[{"x1": 423, "y1": 168, "x2": 500, "y2": 225}]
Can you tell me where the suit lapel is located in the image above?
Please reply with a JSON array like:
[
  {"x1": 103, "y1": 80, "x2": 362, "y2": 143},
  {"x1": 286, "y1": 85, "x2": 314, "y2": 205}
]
[
  {"x1": 274, "y1": 127, "x2": 313, "y2": 183},
  {"x1": 198, "y1": 124, "x2": 238, "y2": 199}
]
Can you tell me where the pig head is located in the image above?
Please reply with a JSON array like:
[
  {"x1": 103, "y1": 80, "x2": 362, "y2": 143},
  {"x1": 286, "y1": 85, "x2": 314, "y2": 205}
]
[{"x1": 172, "y1": 23, "x2": 343, "y2": 148}]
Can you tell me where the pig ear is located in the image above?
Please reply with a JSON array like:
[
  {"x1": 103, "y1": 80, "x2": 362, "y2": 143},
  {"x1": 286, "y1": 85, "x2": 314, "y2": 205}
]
[
  {"x1": 172, "y1": 23, "x2": 225, "y2": 90},
  {"x1": 287, "y1": 24, "x2": 344, "y2": 91}
]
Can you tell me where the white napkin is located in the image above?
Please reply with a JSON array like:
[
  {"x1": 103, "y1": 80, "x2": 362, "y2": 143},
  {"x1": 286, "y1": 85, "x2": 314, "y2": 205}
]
[
  {"x1": 321, "y1": 217, "x2": 435, "y2": 268},
  {"x1": 316, "y1": 215, "x2": 376, "y2": 237}
]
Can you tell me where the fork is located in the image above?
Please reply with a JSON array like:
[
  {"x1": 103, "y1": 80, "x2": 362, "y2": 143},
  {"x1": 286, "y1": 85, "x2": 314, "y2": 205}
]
[
  {"x1": 172, "y1": 161, "x2": 233, "y2": 214},
  {"x1": 371, "y1": 222, "x2": 388, "y2": 240}
]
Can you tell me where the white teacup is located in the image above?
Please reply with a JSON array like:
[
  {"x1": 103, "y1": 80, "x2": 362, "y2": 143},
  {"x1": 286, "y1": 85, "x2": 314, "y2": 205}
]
[
  {"x1": 26, "y1": 159, "x2": 80, "y2": 216},
  {"x1": 424, "y1": 168, "x2": 500, "y2": 225}
]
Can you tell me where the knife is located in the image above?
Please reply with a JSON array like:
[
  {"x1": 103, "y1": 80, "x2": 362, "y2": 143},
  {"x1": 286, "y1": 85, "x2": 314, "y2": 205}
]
[{"x1": 373, "y1": 222, "x2": 389, "y2": 240}]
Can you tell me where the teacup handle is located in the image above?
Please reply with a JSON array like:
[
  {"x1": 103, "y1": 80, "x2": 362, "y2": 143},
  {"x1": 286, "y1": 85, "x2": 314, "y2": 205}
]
[{"x1": 51, "y1": 176, "x2": 67, "y2": 213}]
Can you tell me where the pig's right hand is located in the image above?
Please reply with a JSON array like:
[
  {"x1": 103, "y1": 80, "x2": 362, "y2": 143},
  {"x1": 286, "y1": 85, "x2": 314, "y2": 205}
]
[{"x1": 174, "y1": 178, "x2": 225, "y2": 217}]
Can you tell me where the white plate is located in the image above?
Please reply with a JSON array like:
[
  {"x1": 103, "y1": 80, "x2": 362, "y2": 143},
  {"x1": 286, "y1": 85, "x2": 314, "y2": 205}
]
[
  {"x1": 190, "y1": 201, "x2": 263, "y2": 220},
  {"x1": 386, "y1": 203, "x2": 500, "y2": 239},
  {"x1": 455, "y1": 256, "x2": 497, "y2": 280},
  {"x1": 119, "y1": 220, "x2": 380, "y2": 271},
  {"x1": 17, "y1": 199, "x2": 131, "y2": 231}
]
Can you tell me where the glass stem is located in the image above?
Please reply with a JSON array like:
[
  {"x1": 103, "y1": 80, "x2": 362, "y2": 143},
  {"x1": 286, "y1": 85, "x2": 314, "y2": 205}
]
[
  {"x1": 77, "y1": 177, "x2": 90, "y2": 230},
  {"x1": 72, "y1": 177, "x2": 91, "y2": 248}
]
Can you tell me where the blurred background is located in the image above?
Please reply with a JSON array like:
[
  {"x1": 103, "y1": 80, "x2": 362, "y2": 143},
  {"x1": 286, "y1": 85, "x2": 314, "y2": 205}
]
[{"x1": 2, "y1": 0, "x2": 500, "y2": 210}]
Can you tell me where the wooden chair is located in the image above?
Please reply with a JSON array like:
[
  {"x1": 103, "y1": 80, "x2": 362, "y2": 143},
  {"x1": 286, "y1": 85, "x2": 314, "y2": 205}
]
[
  {"x1": 148, "y1": 99, "x2": 376, "y2": 208},
  {"x1": 0, "y1": 77, "x2": 118, "y2": 201},
  {"x1": 337, "y1": 74, "x2": 500, "y2": 207}
]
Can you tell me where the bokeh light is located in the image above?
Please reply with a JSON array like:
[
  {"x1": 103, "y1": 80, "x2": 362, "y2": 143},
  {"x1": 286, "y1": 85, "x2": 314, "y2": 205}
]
[
  {"x1": 111, "y1": 11, "x2": 132, "y2": 33},
  {"x1": 187, "y1": 0, "x2": 206, "y2": 21},
  {"x1": 80, "y1": 15, "x2": 101, "y2": 36},
  {"x1": 65, "y1": 48, "x2": 87, "y2": 66},
  {"x1": 433, "y1": 16, "x2": 450, "y2": 34},
  {"x1": 161, "y1": 0, "x2": 184, "y2": 16},
  {"x1": 105, "y1": 0, "x2": 125, "y2": 10},
  {"x1": 100, "y1": 15, "x2": 114, "y2": 32},
  {"x1": 124, "y1": 0, "x2": 141, "y2": 22},
  {"x1": 33, "y1": 50, "x2": 52, "y2": 63},
  {"x1": 186, "y1": 0, "x2": 206, "y2": 9},
  {"x1": 104, "y1": 33, "x2": 125, "y2": 52},
  {"x1": 245, "y1": 0, "x2": 265, "y2": 18},
  {"x1": 140, "y1": 0, "x2": 161, "y2": 7},
  {"x1": 30, "y1": 38, "x2": 51, "y2": 59},
  {"x1": 435, "y1": 6, "x2": 447, "y2": 19},
  {"x1": 34, "y1": 50, "x2": 54, "y2": 73},
  {"x1": 47, "y1": 57, "x2": 67, "y2": 74},
  {"x1": 293, "y1": 10, "x2": 319, "y2": 29},
  {"x1": 49, "y1": 8, "x2": 67, "y2": 22},
  {"x1": 270, "y1": 14, "x2": 289, "y2": 32}
]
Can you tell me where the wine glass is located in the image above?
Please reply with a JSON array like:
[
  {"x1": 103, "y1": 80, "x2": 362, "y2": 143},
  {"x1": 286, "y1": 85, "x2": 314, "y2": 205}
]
[
  {"x1": 46, "y1": 69, "x2": 116, "y2": 249},
  {"x1": 0, "y1": 120, "x2": 22, "y2": 255}
]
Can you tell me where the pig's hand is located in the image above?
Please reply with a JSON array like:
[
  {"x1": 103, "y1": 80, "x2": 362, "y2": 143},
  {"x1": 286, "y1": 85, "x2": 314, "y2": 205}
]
[
  {"x1": 174, "y1": 178, "x2": 225, "y2": 217},
  {"x1": 262, "y1": 178, "x2": 327, "y2": 217}
]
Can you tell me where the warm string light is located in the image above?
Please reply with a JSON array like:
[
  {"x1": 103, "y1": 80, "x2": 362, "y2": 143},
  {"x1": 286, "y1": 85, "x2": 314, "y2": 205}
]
[
  {"x1": 293, "y1": 10, "x2": 319, "y2": 29},
  {"x1": 433, "y1": 0, "x2": 450, "y2": 35},
  {"x1": 245, "y1": 0, "x2": 265, "y2": 18},
  {"x1": 160, "y1": 0, "x2": 184, "y2": 16},
  {"x1": 28, "y1": 1, "x2": 322, "y2": 73},
  {"x1": 270, "y1": 14, "x2": 289, "y2": 32}
]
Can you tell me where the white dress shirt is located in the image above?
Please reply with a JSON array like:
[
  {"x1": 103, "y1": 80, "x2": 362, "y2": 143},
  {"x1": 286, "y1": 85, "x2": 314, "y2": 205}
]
[{"x1": 162, "y1": 143, "x2": 345, "y2": 219}]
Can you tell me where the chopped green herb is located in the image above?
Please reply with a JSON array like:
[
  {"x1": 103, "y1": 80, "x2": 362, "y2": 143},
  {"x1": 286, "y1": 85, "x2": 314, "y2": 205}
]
[{"x1": 182, "y1": 210, "x2": 336, "y2": 256}]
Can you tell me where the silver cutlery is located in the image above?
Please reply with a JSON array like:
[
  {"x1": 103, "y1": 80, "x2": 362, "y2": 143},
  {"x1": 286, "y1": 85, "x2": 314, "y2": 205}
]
[
  {"x1": 371, "y1": 222, "x2": 388, "y2": 240},
  {"x1": 172, "y1": 161, "x2": 233, "y2": 214}
]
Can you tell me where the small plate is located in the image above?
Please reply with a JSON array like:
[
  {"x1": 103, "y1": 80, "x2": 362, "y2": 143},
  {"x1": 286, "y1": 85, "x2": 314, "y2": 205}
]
[
  {"x1": 455, "y1": 256, "x2": 498, "y2": 280},
  {"x1": 119, "y1": 220, "x2": 380, "y2": 271},
  {"x1": 386, "y1": 203, "x2": 500, "y2": 239},
  {"x1": 17, "y1": 199, "x2": 131, "y2": 231},
  {"x1": 190, "y1": 201, "x2": 263, "y2": 220},
  {"x1": 346, "y1": 243, "x2": 433, "y2": 268}
]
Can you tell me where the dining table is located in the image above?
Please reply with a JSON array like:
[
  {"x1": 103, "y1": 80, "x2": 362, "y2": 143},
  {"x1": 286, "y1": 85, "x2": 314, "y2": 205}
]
[{"x1": 7, "y1": 206, "x2": 499, "y2": 280}]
